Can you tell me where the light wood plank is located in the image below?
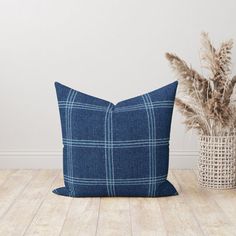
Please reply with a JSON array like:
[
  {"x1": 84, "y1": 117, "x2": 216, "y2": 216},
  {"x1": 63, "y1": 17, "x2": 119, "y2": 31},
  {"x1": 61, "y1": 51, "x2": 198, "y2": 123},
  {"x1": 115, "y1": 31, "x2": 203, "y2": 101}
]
[
  {"x1": 192, "y1": 171, "x2": 236, "y2": 228},
  {"x1": 0, "y1": 170, "x2": 35, "y2": 218},
  {"x1": 174, "y1": 170, "x2": 236, "y2": 236},
  {"x1": 0, "y1": 170, "x2": 58, "y2": 236},
  {"x1": 0, "y1": 170, "x2": 235, "y2": 236},
  {"x1": 208, "y1": 190, "x2": 236, "y2": 227},
  {"x1": 60, "y1": 198, "x2": 100, "y2": 236},
  {"x1": 157, "y1": 171, "x2": 203, "y2": 236},
  {"x1": 24, "y1": 173, "x2": 72, "y2": 236},
  {"x1": 130, "y1": 198, "x2": 166, "y2": 236},
  {"x1": 96, "y1": 198, "x2": 132, "y2": 236},
  {"x1": 0, "y1": 170, "x2": 15, "y2": 186}
]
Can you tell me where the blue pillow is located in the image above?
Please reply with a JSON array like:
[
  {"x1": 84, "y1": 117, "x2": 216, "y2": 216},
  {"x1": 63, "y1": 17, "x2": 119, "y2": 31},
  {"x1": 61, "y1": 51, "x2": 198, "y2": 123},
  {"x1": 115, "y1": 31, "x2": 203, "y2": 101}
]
[{"x1": 53, "y1": 81, "x2": 178, "y2": 197}]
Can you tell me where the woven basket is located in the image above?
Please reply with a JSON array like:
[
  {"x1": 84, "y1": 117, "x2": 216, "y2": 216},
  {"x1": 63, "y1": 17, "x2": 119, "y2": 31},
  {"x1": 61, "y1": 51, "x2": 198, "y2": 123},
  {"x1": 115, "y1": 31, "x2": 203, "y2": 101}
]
[{"x1": 198, "y1": 134, "x2": 236, "y2": 189}]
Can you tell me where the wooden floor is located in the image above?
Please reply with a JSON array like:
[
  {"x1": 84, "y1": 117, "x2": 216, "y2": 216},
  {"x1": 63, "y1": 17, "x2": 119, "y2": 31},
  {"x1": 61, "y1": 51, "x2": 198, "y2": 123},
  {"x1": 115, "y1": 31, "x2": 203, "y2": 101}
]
[{"x1": 0, "y1": 170, "x2": 235, "y2": 236}]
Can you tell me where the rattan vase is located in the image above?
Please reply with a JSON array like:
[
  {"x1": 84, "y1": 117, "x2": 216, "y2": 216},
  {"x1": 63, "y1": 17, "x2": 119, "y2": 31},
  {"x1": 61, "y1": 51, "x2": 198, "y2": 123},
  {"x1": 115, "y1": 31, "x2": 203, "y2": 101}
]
[{"x1": 198, "y1": 134, "x2": 236, "y2": 189}]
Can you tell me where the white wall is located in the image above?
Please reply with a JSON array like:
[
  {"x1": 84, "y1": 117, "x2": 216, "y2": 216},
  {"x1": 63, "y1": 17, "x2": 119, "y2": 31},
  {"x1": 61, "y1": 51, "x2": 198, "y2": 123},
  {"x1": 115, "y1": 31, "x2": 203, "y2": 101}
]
[{"x1": 1, "y1": 0, "x2": 236, "y2": 168}]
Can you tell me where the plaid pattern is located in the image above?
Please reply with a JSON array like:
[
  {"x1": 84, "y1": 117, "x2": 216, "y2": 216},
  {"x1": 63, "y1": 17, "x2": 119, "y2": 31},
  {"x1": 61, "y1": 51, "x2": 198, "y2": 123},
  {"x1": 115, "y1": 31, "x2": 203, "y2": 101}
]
[{"x1": 53, "y1": 81, "x2": 178, "y2": 197}]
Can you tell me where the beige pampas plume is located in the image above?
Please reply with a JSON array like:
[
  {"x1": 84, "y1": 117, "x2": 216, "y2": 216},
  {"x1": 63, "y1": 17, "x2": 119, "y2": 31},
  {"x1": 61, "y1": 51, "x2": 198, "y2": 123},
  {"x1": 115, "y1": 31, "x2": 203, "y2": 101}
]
[
  {"x1": 165, "y1": 53, "x2": 212, "y2": 103},
  {"x1": 166, "y1": 33, "x2": 236, "y2": 136},
  {"x1": 175, "y1": 98, "x2": 209, "y2": 134},
  {"x1": 200, "y1": 32, "x2": 216, "y2": 75}
]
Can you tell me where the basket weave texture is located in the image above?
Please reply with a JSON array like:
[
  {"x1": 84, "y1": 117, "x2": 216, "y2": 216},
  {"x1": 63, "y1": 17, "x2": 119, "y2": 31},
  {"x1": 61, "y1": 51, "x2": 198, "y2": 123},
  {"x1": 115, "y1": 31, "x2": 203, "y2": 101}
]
[{"x1": 198, "y1": 134, "x2": 236, "y2": 189}]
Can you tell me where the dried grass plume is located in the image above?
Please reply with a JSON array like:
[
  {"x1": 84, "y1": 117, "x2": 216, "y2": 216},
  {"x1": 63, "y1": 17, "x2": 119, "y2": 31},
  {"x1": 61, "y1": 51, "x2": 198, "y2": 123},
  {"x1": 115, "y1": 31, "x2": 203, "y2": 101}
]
[{"x1": 166, "y1": 32, "x2": 236, "y2": 136}]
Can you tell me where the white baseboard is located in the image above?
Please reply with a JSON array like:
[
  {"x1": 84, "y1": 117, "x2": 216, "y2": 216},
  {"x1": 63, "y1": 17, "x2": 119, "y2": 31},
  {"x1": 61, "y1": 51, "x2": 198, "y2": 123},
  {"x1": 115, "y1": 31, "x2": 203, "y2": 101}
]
[
  {"x1": 0, "y1": 150, "x2": 198, "y2": 169},
  {"x1": 170, "y1": 151, "x2": 198, "y2": 169}
]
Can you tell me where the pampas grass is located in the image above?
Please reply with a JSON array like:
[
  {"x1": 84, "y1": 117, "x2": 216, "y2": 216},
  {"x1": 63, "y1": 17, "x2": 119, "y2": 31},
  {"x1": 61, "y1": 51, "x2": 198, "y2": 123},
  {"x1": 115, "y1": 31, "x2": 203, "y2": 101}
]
[{"x1": 166, "y1": 32, "x2": 236, "y2": 136}]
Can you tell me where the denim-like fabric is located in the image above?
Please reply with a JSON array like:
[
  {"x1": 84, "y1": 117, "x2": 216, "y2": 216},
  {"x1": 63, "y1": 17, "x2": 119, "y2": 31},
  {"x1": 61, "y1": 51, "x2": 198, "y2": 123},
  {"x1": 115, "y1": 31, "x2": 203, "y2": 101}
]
[{"x1": 53, "y1": 81, "x2": 178, "y2": 197}]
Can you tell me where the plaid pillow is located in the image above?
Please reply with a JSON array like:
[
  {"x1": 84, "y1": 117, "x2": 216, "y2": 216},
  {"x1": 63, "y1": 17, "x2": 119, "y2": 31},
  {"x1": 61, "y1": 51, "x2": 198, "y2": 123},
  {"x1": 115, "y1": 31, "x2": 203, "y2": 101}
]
[{"x1": 53, "y1": 81, "x2": 178, "y2": 197}]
